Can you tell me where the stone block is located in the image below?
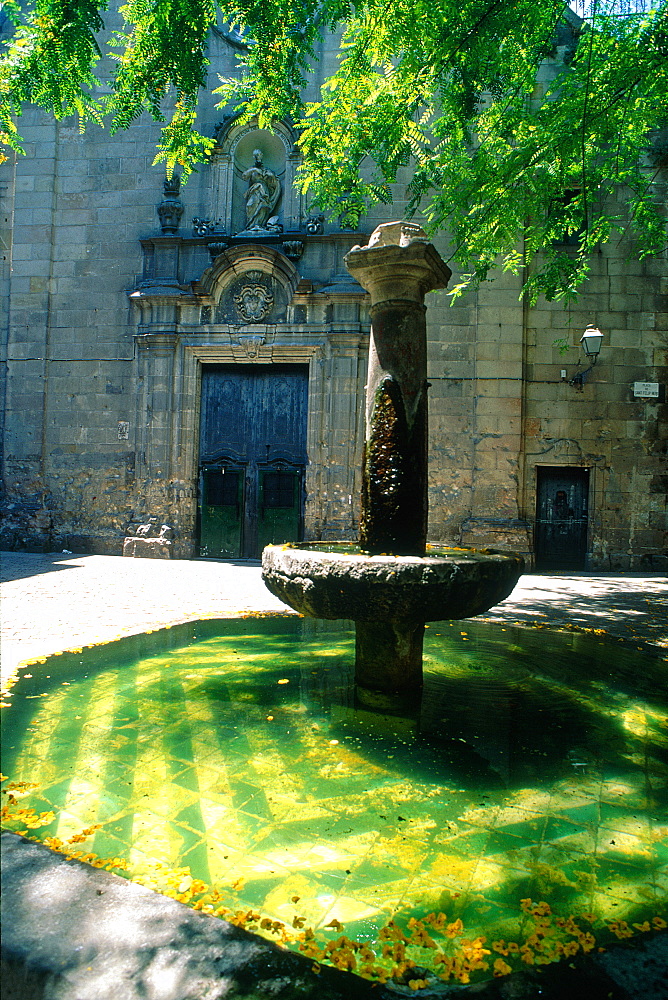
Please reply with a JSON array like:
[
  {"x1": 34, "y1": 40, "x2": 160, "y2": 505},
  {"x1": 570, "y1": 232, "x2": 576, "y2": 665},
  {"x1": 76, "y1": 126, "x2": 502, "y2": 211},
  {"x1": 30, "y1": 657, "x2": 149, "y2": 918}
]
[
  {"x1": 51, "y1": 260, "x2": 76, "y2": 278},
  {"x1": 123, "y1": 536, "x2": 172, "y2": 558},
  {"x1": 474, "y1": 342, "x2": 501, "y2": 363},
  {"x1": 17, "y1": 158, "x2": 59, "y2": 178},
  {"x1": 14, "y1": 175, "x2": 36, "y2": 193},
  {"x1": 476, "y1": 306, "x2": 525, "y2": 330},
  {"x1": 15, "y1": 122, "x2": 57, "y2": 141},
  {"x1": 7, "y1": 342, "x2": 45, "y2": 362},
  {"x1": 4, "y1": 277, "x2": 31, "y2": 295},
  {"x1": 54, "y1": 208, "x2": 92, "y2": 226},
  {"x1": 635, "y1": 295, "x2": 660, "y2": 318},
  {"x1": 6, "y1": 259, "x2": 51, "y2": 277},
  {"x1": 474, "y1": 395, "x2": 522, "y2": 418},
  {"x1": 10, "y1": 242, "x2": 52, "y2": 263}
]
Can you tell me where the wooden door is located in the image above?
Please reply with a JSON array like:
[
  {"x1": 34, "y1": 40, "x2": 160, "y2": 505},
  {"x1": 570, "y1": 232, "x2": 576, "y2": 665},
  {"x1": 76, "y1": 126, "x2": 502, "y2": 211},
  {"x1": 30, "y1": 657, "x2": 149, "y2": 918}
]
[
  {"x1": 198, "y1": 364, "x2": 308, "y2": 558},
  {"x1": 535, "y1": 467, "x2": 590, "y2": 570}
]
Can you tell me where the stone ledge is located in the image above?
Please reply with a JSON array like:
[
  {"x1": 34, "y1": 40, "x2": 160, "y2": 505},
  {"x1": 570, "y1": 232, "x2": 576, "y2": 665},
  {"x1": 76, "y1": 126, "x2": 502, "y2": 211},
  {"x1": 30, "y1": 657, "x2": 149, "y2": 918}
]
[
  {"x1": 0, "y1": 833, "x2": 377, "y2": 1000},
  {"x1": 2, "y1": 833, "x2": 666, "y2": 1000}
]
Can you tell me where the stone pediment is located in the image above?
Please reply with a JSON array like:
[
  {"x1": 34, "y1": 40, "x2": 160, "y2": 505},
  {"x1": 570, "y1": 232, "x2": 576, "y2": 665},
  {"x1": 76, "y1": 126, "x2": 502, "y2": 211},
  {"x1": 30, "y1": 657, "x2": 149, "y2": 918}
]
[{"x1": 194, "y1": 243, "x2": 299, "y2": 299}]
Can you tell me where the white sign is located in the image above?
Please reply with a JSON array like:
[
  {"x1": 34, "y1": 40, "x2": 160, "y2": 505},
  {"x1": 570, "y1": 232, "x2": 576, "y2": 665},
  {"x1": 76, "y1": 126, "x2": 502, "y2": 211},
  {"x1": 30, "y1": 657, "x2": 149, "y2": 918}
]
[{"x1": 633, "y1": 382, "x2": 659, "y2": 398}]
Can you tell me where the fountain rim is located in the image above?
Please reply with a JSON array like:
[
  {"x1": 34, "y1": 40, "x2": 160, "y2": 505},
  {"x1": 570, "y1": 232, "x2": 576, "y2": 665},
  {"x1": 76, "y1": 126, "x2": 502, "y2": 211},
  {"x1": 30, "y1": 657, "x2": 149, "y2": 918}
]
[{"x1": 263, "y1": 540, "x2": 524, "y2": 567}]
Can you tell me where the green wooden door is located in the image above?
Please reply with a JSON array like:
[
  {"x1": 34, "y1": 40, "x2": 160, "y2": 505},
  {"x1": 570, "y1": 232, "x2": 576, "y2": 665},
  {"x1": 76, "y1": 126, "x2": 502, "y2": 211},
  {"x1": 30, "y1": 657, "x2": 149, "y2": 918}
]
[
  {"x1": 535, "y1": 467, "x2": 589, "y2": 570},
  {"x1": 199, "y1": 468, "x2": 243, "y2": 559},
  {"x1": 258, "y1": 469, "x2": 303, "y2": 552}
]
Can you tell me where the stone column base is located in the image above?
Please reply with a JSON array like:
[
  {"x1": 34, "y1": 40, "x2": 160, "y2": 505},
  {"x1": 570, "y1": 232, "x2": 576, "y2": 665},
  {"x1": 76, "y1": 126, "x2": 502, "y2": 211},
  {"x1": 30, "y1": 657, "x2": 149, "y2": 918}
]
[{"x1": 354, "y1": 620, "x2": 424, "y2": 709}]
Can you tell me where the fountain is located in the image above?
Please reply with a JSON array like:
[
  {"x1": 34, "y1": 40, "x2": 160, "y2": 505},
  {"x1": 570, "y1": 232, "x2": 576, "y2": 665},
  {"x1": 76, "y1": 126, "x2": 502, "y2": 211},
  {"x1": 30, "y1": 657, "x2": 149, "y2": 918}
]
[{"x1": 262, "y1": 222, "x2": 524, "y2": 708}]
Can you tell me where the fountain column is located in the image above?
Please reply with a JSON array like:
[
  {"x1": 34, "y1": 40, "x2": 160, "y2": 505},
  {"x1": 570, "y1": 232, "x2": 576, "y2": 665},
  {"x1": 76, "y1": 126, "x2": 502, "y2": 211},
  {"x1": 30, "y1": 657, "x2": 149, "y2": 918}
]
[
  {"x1": 345, "y1": 223, "x2": 452, "y2": 555},
  {"x1": 344, "y1": 223, "x2": 451, "y2": 703}
]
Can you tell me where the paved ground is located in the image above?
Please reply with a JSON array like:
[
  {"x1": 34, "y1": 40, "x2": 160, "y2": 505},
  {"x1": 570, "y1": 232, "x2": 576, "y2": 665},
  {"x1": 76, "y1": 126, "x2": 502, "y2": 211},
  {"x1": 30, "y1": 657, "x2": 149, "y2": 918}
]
[{"x1": 1, "y1": 551, "x2": 667, "y2": 691}]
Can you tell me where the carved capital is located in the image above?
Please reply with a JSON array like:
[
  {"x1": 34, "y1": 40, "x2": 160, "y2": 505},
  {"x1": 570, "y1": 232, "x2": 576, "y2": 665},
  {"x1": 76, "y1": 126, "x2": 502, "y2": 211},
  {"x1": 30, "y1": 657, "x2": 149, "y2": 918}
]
[
  {"x1": 345, "y1": 225, "x2": 451, "y2": 307},
  {"x1": 136, "y1": 332, "x2": 178, "y2": 354}
]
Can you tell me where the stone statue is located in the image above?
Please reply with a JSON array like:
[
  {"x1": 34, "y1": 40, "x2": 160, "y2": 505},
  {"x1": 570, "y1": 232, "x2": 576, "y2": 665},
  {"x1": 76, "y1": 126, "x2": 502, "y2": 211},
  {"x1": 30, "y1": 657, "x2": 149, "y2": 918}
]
[{"x1": 242, "y1": 149, "x2": 281, "y2": 230}]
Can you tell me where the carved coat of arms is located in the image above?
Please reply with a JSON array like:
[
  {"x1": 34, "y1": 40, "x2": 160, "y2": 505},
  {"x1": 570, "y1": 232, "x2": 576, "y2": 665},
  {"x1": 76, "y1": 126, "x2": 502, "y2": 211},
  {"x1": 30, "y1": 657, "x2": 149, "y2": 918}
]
[{"x1": 233, "y1": 283, "x2": 274, "y2": 322}]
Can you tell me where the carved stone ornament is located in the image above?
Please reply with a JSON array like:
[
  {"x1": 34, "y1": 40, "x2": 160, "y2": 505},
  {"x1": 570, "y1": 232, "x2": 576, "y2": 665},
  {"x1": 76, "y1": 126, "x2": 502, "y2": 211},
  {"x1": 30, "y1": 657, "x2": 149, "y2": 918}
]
[
  {"x1": 306, "y1": 214, "x2": 325, "y2": 235},
  {"x1": 233, "y1": 334, "x2": 265, "y2": 359},
  {"x1": 157, "y1": 175, "x2": 184, "y2": 234},
  {"x1": 208, "y1": 241, "x2": 230, "y2": 259},
  {"x1": 281, "y1": 240, "x2": 304, "y2": 261},
  {"x1": 233, "y1": 282, "x2": 274, "y2": 322},
  {"x1": 193, "y1": 217, "x2": 222, "y2": 237}
]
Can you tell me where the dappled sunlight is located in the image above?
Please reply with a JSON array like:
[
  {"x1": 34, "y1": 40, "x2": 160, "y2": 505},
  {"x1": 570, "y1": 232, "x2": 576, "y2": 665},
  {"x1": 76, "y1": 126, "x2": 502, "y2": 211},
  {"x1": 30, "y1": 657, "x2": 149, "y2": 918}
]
[
  {"x1": 479, "y1": 574, "x2": 668, "y2": 649},
  {"x1": 2, "y1": 614, "x2": 666, "y2": 986}
]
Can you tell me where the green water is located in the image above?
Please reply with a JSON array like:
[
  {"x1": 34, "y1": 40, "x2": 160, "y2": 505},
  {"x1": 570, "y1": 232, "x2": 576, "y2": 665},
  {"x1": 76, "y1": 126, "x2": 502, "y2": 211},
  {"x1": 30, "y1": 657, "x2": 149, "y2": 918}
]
[
  {"x1": 279, "y1": 541, "x2": 508, "y2": 561},
  {"x1": 2, "y1": 617, "x2": 666, "y2": 961}
]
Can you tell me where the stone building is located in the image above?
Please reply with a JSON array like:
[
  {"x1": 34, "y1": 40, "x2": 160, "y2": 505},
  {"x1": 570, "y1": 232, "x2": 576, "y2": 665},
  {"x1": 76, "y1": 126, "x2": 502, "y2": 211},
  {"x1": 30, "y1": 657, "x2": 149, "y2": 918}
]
[{"x1": 1, "y1": 14, "x2": 666, "y2": 570}]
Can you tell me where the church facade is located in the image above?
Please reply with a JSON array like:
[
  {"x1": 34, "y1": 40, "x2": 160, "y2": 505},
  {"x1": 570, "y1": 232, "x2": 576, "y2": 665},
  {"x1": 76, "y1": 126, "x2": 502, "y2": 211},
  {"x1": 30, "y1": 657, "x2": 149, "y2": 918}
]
[{"x1": 1, "y1": 19, "x2": 666, "y2": 570}]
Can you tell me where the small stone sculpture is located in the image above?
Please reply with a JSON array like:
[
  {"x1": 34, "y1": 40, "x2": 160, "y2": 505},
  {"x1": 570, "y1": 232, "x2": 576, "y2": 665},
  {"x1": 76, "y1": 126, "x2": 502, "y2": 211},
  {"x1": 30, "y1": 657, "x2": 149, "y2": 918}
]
[
  {"x1": 305, "y1": 214, "x2": 325, "y2": 235},
  {"x1": 242, "y1": 149, "x2": 281, "y2": 230},
  {"x1": 123, "y1": 517, "x2": 174, "y2": 559}
]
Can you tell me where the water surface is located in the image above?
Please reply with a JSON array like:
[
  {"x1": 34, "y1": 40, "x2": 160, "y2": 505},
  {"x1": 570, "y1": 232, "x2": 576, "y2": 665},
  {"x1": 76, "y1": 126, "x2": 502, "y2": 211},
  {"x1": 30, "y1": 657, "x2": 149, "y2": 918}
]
[{"x1": 2, "y1": 617, "x2": 666, "y2": 964}]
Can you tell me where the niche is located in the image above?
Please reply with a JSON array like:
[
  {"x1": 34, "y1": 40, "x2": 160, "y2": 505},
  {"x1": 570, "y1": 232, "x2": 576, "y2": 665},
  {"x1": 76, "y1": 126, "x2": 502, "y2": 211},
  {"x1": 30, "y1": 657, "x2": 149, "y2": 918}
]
[{"x1": 209, "y1": 120, "x2": 300, "y2": 235}]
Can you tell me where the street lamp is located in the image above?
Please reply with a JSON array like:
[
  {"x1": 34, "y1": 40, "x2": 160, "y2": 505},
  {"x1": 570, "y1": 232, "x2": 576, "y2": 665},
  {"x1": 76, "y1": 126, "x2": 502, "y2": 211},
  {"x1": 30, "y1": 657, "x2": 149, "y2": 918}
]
[
  {"x1": 569, "y1": 325, "x2": 604, "y2": 388},
  {"x1": 580, "y1": 325, "x2": 604, "y2": 359}
]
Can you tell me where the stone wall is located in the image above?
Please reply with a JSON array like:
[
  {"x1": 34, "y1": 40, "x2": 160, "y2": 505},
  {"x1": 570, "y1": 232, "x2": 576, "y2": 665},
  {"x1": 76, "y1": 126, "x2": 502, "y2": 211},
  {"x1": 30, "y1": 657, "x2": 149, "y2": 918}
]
[{"x1": 1, "y1": 20, "x2": 666, "y2": 569}]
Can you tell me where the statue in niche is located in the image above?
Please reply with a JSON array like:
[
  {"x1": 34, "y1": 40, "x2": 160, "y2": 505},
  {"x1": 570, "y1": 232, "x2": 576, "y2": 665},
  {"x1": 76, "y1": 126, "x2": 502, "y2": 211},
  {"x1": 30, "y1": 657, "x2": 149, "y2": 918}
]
[{"x1": 242, "y1": 149, "x2": 281, "y2": 230}]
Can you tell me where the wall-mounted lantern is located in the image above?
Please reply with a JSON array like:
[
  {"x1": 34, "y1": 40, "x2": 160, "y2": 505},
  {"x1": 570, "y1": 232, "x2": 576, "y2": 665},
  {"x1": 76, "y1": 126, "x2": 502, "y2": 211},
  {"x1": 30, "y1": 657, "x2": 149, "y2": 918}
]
[
  {"x1": 580, "y1": 325, "x2": 604, "y2": 359},
  {"x1": 565, "y1": 325, "x2": 604, "y2": 388}
]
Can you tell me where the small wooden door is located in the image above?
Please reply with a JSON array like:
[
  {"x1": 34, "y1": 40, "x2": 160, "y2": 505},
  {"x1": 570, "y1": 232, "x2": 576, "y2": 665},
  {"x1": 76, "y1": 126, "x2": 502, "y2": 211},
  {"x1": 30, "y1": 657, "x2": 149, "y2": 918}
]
[
  {"x1": 535, "y1": 467, "x2": 590, "y2": 570},
  {"x1": 198, "y1": 364, "x2": 308, "y2": 559}
]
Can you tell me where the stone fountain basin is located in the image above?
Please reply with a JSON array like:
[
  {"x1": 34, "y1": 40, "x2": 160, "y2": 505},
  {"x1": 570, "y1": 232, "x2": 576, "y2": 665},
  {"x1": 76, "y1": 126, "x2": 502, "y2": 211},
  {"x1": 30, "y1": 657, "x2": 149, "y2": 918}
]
[{"x1": 262, "y1": 542, "x2": 524, "y2": 623}]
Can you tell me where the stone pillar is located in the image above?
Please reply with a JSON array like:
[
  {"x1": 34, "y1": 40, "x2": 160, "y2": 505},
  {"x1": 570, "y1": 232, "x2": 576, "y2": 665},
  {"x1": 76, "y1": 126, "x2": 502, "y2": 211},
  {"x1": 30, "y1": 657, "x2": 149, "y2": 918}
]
[
  {"x1": 344, "y1": 222, "x2": 451, "y2": 706},
  {"x1": 135, "y1": 331, "x2": 178, "y2": 483},
  {"x1": 345, "y1": 222, "x2": 451, "y2": 555},
  {"x1": 355, "y1": 620, "x2": 425, "y2": 709}
]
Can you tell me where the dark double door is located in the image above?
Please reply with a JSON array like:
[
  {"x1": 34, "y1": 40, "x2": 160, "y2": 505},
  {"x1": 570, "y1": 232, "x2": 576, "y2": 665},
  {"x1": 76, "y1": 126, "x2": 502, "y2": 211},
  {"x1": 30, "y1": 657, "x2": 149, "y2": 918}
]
[
  {"x1": 535, "y1": 467, "x2": 590, "y2": 570},
  {"x1": 198, "y1": 365, "x2": 308, "y2": 559}
]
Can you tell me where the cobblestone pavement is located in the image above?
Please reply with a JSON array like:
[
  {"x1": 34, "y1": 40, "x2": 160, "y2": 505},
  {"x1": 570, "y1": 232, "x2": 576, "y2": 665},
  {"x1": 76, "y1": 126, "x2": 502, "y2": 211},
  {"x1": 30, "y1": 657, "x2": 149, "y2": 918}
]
[{"x1": 2, "y1": 550, "x2": 667, "y2": 690}]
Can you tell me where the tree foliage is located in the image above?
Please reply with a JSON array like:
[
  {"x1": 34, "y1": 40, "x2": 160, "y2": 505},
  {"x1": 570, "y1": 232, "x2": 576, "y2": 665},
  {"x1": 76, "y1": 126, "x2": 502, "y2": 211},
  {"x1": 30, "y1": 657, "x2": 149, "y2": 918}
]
[{"x1": 1, "y1": 1, "x2": 666, "y2": 300}]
